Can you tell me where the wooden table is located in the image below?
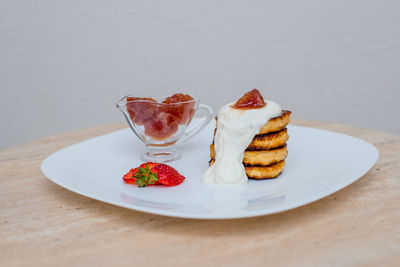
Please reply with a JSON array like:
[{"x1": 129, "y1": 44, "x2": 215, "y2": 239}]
[{"x1": 1, "y1": 121, "x2": 399, "y2": 267}]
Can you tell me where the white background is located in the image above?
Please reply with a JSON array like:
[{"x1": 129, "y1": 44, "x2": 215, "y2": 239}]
[{"x1": 1, "y1": 1, "x2": 399, "y2": 150}]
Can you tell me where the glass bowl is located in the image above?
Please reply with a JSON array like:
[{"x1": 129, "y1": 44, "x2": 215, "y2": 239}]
[{"x1": 117, "y1": 94, "x2": 213, "y2": 163}]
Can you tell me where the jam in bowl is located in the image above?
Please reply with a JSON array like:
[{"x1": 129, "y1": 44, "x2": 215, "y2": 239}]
[{"x1": 117, "y1": 93, "x2": 213, "y2": 162}]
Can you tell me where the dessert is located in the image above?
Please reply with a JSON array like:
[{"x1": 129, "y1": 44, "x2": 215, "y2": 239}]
[
  {"x1": 123, "y1": 162, "x2": 185, "y2": 187},
  {"x1": 126, "y1": 97, "x2": 158, "y2": 125},
  {"x1": 202, "y1": 89, "x2": 291, "y2": 185},
  {"x1": 209, "y1": 144, "x2": 288, "y2": 166},
  {"x1": 125, "y1": 94, "x2": 196, "y2": 140},
  {"x1": 162, "y1": 94, "x2": 196, "y2": 124}
]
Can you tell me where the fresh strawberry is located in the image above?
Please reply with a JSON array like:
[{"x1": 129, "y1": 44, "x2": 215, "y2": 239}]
[
  {"x1": 150, "y1": 164, "x2": 185, "y2": 186},
  {"x1": 131, "y1": 164, "x2": 159, "y2": 187},
  {"x1": 139, "y1": 162, "x2": 160, "y2": 170},
  {"x1": 122, "y1": 168, "x2": 138, "y2": 184},
  {"x1": 122, "y1": 162, "x2": 185, "y2": 187},
  {"x1": 122, "y1": 163, "x2": 159, "y2": 187}
]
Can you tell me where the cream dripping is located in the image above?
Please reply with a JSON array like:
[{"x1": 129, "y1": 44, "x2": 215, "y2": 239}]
[{"x1": 202, "y1": 100, "x2": 282, "y2": 185}]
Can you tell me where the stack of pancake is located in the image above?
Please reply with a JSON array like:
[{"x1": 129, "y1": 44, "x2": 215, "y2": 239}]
[{"x1": 209, "y1": 110, "x2": 291, "y2": 179}]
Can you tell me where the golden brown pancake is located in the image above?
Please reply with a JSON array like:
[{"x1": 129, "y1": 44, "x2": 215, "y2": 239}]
[
  {"x1": 209, "y1": 160, "x2": 285, "y2": 179},
  {"x1": 210, "y1": 144, "x2": 287, "y2": 166},
  {"x1": 247, "y1": 128, "x2": 289, "y2": 150},
  {"x1": 209, "y1": 109, "x2": 291, "y2": 180},
  {"x1": 213, "y1": 127, "x2": 289, "y2": 150},
  {"x1": 214, "y1": 110, "x2": 291, "y2": 134},
  {"x1": 245, "y1": 160, "x2": 285, "y2": 179},
  {"x1": 258, "y1": 110, "x2": 291, "y2": 134}
]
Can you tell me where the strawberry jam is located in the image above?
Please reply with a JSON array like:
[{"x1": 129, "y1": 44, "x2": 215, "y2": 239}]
[
  {"x1": 144, "y1": 111, "x2": 179, "y2": 139},
  {"x1": 162, "y1": 94, "x2": 195, "y2": 125},
  {"x1": 126, "y1": 94, "x2": 196, "y2": 140},
  {"x1": 233, "y1": 89, "x2": 266, "y2": 109},
  {"x1": 126, "y1": 97, "x2": 158, "y2": 125}
]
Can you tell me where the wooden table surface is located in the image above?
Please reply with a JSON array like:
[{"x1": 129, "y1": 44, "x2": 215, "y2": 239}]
[{"x1": 1, "y1": 120, "x2": 399, "y2": 267}]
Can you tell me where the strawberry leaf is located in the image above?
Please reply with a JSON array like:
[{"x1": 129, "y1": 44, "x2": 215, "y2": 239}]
[{"x1": 132, "y1": 164, "x2": 159, "y2": 187}]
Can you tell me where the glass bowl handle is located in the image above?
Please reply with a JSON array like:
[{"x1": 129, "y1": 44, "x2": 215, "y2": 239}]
[{"x1": 178, "y1": 104, "x2": 214, "y2": 144}]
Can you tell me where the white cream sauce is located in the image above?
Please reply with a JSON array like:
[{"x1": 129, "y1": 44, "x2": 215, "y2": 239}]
[{"x1": 202, "y1": 101, "x2": 282, "y2": 185}]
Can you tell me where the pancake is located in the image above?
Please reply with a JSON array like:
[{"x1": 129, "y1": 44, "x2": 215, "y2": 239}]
[
  {"x1": 258, "y1": 110, "x2": 291, "y2": 134},
  {"x1": 212, "y1": 127, "x2": 289, "y2": 150},
  {"x1": 214, "y1": 110, "x2": 291, "y2": 135},
  {"x1": 245, "y1": 160, "x2": 285, "y2": 179},
  {"x1": 213, "y1": 127, "x2": 288, "y2": 150},
  {"x1": 209, "y1": 109, "x2": 291, "y2": 180},
  {"x1": 210, "y1": 144, "x2": 288, "y2": 166},
  {"x1": 247, "y1": 128, "x2": 289, "y2": 150},
  {"x1": 209, "y1": 160, "x2": 285, "y2": 179}
]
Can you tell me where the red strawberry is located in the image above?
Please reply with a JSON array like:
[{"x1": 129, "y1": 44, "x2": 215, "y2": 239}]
[
  {"x1": 122, "y1": 162, "x2": 185, "y2": 187},
  {"x1": 122, "y1": 163, "x2": 160, "y2": 187},
  {"x1": 122, "y1": 168, "x2": 138, "y2": 184},
  {"x1": 150, "y1": 164, "x2": 185, "y2": 186},
  {"x1": 139, "y1": 162, "x2": 159, "y2": 170}
]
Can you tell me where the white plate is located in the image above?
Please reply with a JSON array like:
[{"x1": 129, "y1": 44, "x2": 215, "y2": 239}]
[{"x1": 41, "y1": 119, "x2": 378, "y2": 219}]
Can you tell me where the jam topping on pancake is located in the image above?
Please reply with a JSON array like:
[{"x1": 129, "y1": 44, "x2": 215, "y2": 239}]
[{"x1": 233, "y1": 89, "x2": 266, "y2": 109}]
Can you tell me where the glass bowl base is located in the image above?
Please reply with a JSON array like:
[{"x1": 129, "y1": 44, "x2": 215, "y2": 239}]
[{"x1": 140, "y1": 147, "x2": 181, "y2": 163}]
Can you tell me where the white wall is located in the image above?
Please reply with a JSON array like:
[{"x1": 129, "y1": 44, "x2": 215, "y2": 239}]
[{"x1": 1, "y1": 1, "x2": 399, "y2": 150}]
